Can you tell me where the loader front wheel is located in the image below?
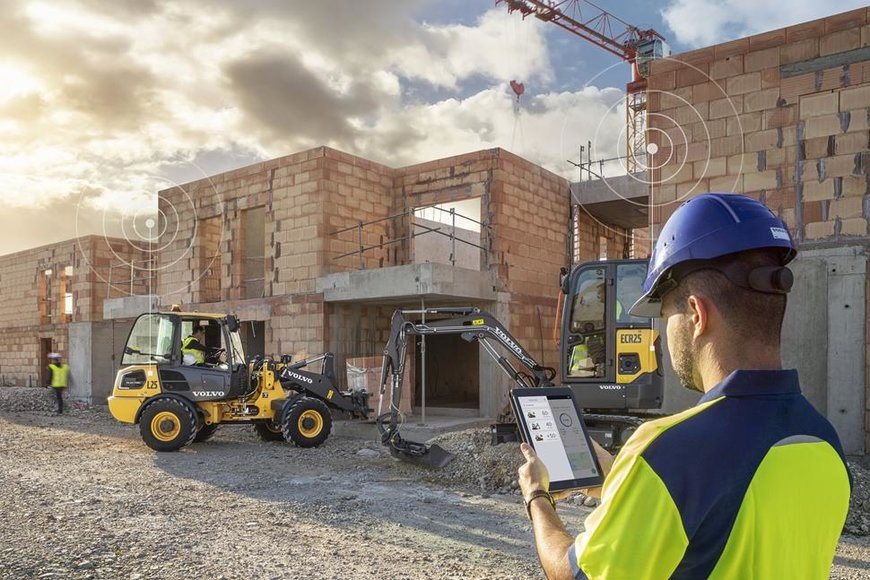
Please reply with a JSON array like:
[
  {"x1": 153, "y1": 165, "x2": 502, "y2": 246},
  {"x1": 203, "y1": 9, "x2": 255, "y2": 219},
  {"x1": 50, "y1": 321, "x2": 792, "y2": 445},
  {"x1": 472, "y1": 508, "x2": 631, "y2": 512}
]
[
  {"x1": 139, "y1": 398, "x2": 197, "y2": 452},
  {"x1": 282, "y1": 397, "x2": 332, "y2": 448},
  {"x1": 254, "y1": 421, "x2": 285, "y2": 442}
]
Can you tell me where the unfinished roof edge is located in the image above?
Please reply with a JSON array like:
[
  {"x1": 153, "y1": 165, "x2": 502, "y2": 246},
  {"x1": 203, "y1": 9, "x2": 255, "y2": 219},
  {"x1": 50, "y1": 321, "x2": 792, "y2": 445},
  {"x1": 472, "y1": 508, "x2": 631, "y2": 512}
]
[
  {"x1": 652, "y1": 6, "x2": 867, "y2": 72},
  {"x1": 0, "y1": 234, "x2": 134, "y2": 260},
  {"x1": 162, "y1": 145, "x2": 571, "y2": 194}
]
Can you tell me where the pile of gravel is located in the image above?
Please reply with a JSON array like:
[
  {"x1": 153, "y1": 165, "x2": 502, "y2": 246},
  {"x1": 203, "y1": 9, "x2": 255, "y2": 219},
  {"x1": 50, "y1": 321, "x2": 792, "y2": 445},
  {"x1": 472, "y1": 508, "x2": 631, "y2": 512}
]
[
  {"x1": 423, "y1": 428, "x2": 870, "y2": 530},
  {"x1": 0, "y1": 386, "x2": 73, "y2": 413},
  {"x1": 422, "y1": 429, "x2": 598, "y2": 507},
  {"x1": 846, "y1": 461, "x2": 870, "y2": 535}
]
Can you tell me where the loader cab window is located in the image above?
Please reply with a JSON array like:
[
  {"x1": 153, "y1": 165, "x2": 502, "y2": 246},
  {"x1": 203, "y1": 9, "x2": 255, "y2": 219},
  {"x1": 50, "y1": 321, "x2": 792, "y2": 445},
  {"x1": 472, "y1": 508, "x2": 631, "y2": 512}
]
[
  {"x1": 229, "y1": 328, "x2": 245, "y2": 367},
  {"x1": 616, "y1": 262, "x2": 649, "y2": 324},
  {"x1": 568, "y1": 268, "x2": 606, "y2": 378},
  {"x1": 122, "y1": 314, "x2": 176, "y2": 365},
  {"x1": 180, "y1": 319, "x2": 226, "y2": 367}
]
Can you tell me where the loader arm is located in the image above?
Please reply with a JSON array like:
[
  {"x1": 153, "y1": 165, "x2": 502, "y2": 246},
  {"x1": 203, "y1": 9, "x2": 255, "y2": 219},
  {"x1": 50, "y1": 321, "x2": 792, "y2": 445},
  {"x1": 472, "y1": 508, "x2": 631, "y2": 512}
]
[{"x1": 378, "y1": 307, "x2": 557, "y2": 467}]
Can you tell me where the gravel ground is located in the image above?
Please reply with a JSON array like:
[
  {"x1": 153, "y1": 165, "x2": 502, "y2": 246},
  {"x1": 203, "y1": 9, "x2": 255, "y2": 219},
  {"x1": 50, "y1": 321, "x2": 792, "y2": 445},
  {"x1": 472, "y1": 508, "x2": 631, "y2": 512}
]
[{"x1": 0, "y1": 387, "x2": 868, "y2": 579}]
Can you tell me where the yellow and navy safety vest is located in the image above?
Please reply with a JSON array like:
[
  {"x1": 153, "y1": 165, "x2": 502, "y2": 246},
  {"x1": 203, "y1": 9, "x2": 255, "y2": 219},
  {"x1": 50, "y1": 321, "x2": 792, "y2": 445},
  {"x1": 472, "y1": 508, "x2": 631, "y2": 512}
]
[
  {"x1": 48, "y1": 363, "x2": 69, "y2": 388},
  {"x1": 569, "y1": 369, "x2": 851, "y2": 579},
  {"x1": 181, "y1": 336, "x2": 205, "y2": 364}
]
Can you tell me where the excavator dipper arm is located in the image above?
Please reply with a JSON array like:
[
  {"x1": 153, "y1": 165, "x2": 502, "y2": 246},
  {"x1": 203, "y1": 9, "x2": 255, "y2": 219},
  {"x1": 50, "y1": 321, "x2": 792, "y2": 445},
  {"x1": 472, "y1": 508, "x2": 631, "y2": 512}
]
[{"x1": 378, "y1": 307, "x2": 556, "y2": 468}]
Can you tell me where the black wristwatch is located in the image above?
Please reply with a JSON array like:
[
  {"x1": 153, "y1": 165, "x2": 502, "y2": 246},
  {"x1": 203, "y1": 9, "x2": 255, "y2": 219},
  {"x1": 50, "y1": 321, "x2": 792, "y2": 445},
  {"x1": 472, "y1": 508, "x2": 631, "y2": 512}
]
[{"x1": 525, "y1": 489, "x2": 556, "y2": 520}]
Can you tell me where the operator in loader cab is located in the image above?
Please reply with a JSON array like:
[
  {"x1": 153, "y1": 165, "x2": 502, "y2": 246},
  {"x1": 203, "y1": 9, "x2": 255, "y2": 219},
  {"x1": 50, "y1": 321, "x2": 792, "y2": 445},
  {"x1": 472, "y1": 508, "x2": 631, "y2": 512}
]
[
  {"x1": 518, "y1": 193, "x2": 851, "y2": 579},
  {"x1": 181, "y1": 325, "x2": 222, "y2": 366}
]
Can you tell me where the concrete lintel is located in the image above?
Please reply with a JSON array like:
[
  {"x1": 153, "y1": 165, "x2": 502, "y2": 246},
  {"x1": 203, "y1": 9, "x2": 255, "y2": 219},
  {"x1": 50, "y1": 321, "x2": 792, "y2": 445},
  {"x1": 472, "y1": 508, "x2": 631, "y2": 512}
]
[
  {"x1": 316, "y1": 263, "x2": 497, "y2": 304},
  {"x1": 570, "y1": 173, "x2": 650, "y2": 230},
  {"x1": 103, "y1": 295, "x2": 160, "y2": 320},
  {"x1": 781, "y1": 47, "x2": 870, "y2": 78}
]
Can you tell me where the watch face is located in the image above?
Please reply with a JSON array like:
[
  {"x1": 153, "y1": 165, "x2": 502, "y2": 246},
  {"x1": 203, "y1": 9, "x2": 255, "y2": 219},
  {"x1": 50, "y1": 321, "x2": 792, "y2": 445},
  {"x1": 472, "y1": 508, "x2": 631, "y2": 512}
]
[{"x1": 559, "y1": 413, "x2": 573, "y2": 427}]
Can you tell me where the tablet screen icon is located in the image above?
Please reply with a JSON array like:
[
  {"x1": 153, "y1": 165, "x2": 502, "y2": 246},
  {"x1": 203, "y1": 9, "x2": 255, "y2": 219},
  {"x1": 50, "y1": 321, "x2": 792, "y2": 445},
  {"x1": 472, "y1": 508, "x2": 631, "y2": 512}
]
[{"x1": 559, "y1": 413, "x2": 573, "y2": 427}]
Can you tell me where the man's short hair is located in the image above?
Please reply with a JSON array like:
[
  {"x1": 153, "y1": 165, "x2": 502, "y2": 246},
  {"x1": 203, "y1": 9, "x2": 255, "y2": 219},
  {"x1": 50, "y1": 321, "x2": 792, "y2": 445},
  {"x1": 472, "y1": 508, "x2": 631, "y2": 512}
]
[
  {"x1": 670, "y1": 249, "x2": 787, "y2": 345},
  {"x1": 192, "y1": 325, "x2": 206, "y2": 334}
]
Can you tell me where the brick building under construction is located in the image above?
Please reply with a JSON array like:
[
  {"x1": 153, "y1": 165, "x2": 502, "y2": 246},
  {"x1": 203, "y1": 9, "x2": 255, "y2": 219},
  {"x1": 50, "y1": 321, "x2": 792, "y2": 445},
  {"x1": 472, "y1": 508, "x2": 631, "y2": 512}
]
[{"x1": 0, "y1": 8, "x2": 867, "y2": 452}]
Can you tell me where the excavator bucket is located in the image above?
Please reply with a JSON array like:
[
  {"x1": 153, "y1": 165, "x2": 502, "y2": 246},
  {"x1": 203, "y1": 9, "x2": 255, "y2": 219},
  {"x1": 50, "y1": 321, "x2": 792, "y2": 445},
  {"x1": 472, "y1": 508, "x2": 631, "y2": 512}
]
[{"x1": 388, "y1": 440, "x2": 455, "y2": 469}]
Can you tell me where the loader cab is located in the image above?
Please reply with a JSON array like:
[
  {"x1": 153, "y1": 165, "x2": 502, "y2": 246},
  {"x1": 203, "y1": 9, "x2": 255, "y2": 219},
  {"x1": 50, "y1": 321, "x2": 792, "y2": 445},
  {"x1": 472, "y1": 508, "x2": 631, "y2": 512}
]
[
  {"x1": 560, "y1": 260, "x2": 663, "y2": 411},
  {"x1": 120, "y1": 312, "x2": 249, "y2": 401}
]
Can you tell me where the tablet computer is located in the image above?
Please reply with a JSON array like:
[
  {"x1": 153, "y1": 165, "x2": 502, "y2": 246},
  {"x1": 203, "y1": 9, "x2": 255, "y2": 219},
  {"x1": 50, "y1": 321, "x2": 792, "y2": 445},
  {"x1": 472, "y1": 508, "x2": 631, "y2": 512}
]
[{"x1": 510, "y1": 387, "x2": 604, "y2": 492}]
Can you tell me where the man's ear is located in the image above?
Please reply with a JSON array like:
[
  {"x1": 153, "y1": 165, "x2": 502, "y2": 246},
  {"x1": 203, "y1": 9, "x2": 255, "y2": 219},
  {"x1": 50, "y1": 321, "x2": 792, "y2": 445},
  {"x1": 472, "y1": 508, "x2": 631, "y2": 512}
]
[{"x1": 686, "y1": 294, "x2": 709, "y2": 340}]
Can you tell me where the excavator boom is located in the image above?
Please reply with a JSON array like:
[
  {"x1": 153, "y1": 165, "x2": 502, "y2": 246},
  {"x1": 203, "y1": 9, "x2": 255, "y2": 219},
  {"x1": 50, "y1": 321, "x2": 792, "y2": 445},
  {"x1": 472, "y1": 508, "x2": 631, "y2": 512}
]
[{"x1": 379, "y1": 307, "x2": 557, "y2": 468}]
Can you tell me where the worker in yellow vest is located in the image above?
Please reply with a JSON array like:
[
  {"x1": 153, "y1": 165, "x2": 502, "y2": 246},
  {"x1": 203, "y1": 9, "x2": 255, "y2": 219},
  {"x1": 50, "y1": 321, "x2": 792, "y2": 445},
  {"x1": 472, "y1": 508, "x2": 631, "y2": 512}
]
[{"x1": 46, "y1": 352, "x2": 69, "y2": 414}]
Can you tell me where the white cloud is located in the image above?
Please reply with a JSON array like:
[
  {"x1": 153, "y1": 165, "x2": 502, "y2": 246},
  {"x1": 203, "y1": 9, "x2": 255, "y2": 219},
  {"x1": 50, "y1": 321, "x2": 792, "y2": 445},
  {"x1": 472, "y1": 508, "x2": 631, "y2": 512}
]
[
  {"x1": 0, "y1": 1, "x2": 621, "y2": 254},
  {"x1": 662, "y1": 0, "x2": 868, "y2": 48}
]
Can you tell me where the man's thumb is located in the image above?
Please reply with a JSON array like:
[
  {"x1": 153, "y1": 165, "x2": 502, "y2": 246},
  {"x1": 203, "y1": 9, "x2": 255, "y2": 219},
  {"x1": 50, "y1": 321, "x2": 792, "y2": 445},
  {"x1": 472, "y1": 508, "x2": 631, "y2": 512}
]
[{"x1": 520, "y1": 442, "x2": 536, "y2": 460}]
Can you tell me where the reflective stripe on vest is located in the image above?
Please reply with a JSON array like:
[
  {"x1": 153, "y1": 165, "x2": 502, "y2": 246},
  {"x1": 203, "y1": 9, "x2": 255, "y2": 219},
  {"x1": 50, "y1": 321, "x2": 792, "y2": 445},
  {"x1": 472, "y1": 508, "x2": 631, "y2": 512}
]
[
  {"x1": 181, "y1": 336, "x2": 205, "y2": 364},
  {"x1": 48, "y1": 363, "x2": 69, "y2": 388}
]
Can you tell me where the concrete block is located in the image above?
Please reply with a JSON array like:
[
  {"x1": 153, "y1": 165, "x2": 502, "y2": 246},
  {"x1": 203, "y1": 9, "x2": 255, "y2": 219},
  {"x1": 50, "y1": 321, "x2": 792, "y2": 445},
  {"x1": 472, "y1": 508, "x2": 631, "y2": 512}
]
[
  {"x1": 745, "y1": 47, "x2": 780, "y2": 72},
  {"x1": 693, "y1": 157, "x2": 727, "y2": 179},
  {"x1": 710, "y1": 96, "x2": 742, "y2": 119},
  {"x1": 780, "y1": 38, "x2": 819, "y2": 65},
  {"x1": 830, "y1": 196, "x2": 864, "y2": 219},
  {"x1": 804, "y1": 136, "x2": 835, "y2": 159},
  {"x1": 764, "y1": 105, "x2": 798, "y2": 129},
  {"x1": 744, "y1": 88, "x2": 781, "y2": 113},
  {"x1": 802, "y1": 179, "x2": 836, "y2": 202},
  {"x1": 709, "y1": 175, "x2": 743, "y2": 193},
  {"x1": 787, "y1": 20, "x2": 826, "y2": 43},
  {"x1": 803, "y1": 114, "x2": 845, "y2": 139},
  {"x1": 842, "y1": 175, "x2": 869, "y2": 197},
  {"x1": 692, "y1": 81, "x2": 723, "y2": 103},
  {"x1": 840, "y1": 217, "x2": 868, "y2": 236},
  {"x1": 744, "y1": 170, "x2": 780, "y2": 191},
  {"x1": 714, "y1": 38, "x2": 750, "y2": 60},
  {"x1": 750, "y1": 28, "x2": 787, "y2": 50},
  {"x1": 836, "y1": 131, "x2": 870, "y2": 155},
  {"x1": 824, "y1": 9, "x2": 867, "y2": 34},
  {"x1": 804, "y1": 220, "x2": 835, "y2": 239},
  {"x1": 761, "y1": 67, "x2": 781, "y2": 89},
  {"x1": 710, "y1": 56, "x2": 743, "y2": 79},
  {"x1": 840, "y1": 85, "x2": 870, "y2": 111},
  {"x1": 820, "y1": 28, "x2": 861, "y2": 57},
  {"x1": 649, "y1": 70, "x2": 676, "y2": 91},
  {"x1": 726, "y1": 72, "x2": 762, "y2": 95},
  {"x1": 710, "y1": 135, "x2": 742, "y2": 157},
  {"x1": 863, "y1": 24, "x2": 870, "y2": 48},
  {"x1": 800, "y1": 92, "x2": 840, "y2": 118},
  {"x1": 745, "y1": 129, "x2": 780, "y2": 152},
  {"x1": 727, "y1": 112, "x2": 762, "y2": 136},
  {"x1": 825, "y1": 153, "x2": 862, "y2": 177},
  {"x1": 676, "y1": 66, "x2": 710, "y2": 87}
]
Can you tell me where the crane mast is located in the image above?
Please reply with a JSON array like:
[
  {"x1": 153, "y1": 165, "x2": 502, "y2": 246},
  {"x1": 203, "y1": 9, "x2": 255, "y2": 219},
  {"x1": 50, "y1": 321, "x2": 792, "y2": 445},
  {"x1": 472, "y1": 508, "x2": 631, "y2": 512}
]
[{"x1": 497, "y1": 0, "x2": 668, "y2": 173}]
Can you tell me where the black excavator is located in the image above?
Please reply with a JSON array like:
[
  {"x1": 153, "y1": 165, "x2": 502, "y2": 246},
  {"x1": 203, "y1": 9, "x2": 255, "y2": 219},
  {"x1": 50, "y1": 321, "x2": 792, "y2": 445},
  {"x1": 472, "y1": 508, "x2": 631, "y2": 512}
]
[{"x1": 378, "y1": 259, "x2": 664, "y2": 468}]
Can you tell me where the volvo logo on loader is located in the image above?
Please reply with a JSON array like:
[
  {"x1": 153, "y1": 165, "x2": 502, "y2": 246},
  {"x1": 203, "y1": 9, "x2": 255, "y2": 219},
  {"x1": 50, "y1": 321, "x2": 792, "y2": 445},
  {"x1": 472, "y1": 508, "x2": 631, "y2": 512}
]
[
  {"x1": 286, "y1": 371, "x2": 313, "y2": 384},
  {"x1": 192, "y1": 390, "x2": 224, "y2": 398}
]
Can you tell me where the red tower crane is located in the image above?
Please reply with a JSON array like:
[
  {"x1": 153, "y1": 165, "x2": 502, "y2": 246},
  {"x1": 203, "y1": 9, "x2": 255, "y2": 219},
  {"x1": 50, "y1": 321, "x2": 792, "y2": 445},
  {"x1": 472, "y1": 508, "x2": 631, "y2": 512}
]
[{"x1": 497, "y1": 0, "x2": 668, "y2": 173}]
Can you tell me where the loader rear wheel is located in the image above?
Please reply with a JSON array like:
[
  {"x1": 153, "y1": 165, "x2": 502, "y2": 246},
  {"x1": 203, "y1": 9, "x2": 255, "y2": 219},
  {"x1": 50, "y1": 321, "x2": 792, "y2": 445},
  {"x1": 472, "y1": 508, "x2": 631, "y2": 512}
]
[
  {"x1": 282, "y1": 397, "x2": 332, "y2": 448},
  {"x1": 254, "y1": 422, "x2": 285, "y2": 442},
  {"x1": 194, "y1": 423, "x2": 220, "y2": 443},
  {"x1": 139, "y1": 398, "x2": 197, "y2": 452}
]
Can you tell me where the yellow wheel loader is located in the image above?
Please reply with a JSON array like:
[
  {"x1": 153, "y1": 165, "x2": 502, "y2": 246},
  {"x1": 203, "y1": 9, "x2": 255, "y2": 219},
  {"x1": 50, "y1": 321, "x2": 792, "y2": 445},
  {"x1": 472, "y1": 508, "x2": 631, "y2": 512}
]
[{"x1": 108, "y1": 311, "x2": 370, "y2": 452}]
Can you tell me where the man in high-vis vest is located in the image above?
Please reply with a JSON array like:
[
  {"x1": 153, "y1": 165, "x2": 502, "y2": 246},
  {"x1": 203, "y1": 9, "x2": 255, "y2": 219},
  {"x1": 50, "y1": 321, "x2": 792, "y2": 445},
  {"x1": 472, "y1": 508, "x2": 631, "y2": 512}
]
[
  {"x1": 181, "y1": 326, "x2": 220, "y2": 366},
  {"x1": 46, "y1": 352, "x2": 69, "y2": 414},
  {"x1": 518, "y1": 193, "x2": 851, "y2": 579}
]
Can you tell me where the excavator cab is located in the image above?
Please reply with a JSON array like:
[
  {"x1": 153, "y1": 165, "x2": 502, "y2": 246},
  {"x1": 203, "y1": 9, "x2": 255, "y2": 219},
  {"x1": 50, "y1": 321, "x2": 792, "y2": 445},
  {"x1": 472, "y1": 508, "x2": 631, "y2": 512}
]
[{"x1": 560, "y1": 260, "x2": 663, "y2": 412}]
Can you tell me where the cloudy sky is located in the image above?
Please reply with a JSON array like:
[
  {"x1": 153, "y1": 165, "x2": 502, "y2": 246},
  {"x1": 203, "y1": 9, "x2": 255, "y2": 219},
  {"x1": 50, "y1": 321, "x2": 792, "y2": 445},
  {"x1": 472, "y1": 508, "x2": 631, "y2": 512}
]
[{"x1": 0, "y1": 0, "x2": 862, "y2": 254}]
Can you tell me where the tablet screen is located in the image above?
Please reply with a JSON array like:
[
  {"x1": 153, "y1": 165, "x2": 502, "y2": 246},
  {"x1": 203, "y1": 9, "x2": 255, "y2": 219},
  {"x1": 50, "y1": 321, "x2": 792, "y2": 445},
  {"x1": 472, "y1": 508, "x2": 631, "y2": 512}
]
[{"x1": 512, "y1": 389, "x2": 603, "y2": 489}]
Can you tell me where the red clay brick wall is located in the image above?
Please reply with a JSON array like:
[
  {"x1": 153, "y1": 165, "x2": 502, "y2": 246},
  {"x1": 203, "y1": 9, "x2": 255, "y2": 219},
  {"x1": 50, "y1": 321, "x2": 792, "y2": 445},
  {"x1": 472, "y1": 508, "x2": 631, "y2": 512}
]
[
  {"x1": 395, "y1": 150, "x2": 494, "y2": 267},
  {"x1": 647, "y1": 8, "x2": 870, "y2": 448},
  {"x1": 0, "y1": 236, "x2": 148, "y2": 385},
  {"x1": 323, "y1": 148, "x2": 395, "y2": 272},
  {"x1": 491, "y1": 150, "x2": 571, "y2": 369},
  {"x1": 647, "y1": 8, "x2": 869, "y2": 237}
]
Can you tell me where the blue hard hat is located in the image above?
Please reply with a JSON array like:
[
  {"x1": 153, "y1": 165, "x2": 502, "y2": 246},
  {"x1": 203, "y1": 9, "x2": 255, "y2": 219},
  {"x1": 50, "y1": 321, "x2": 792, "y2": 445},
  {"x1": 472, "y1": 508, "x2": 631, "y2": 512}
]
[{"x1": 630, "y1": 193, "x2": 796, "y2": 317}]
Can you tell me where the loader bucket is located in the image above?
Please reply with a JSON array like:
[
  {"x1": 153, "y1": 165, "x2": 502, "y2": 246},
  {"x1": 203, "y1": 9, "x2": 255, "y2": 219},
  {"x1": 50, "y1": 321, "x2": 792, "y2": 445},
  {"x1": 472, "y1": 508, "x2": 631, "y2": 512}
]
[{"x1": 389, "y1": 442, "x2": 455, "y2": 469}]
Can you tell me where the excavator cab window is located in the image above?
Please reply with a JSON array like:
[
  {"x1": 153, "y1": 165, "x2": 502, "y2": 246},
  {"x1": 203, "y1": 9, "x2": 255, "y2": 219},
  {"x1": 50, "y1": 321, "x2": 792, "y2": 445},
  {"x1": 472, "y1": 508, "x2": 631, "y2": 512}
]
[
  {"x1": 567, "y1": 268, "x2": 607, "y2": 378},
  {"x1": 615, "y1": 262, "x2": 648, "y2": 325}
]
